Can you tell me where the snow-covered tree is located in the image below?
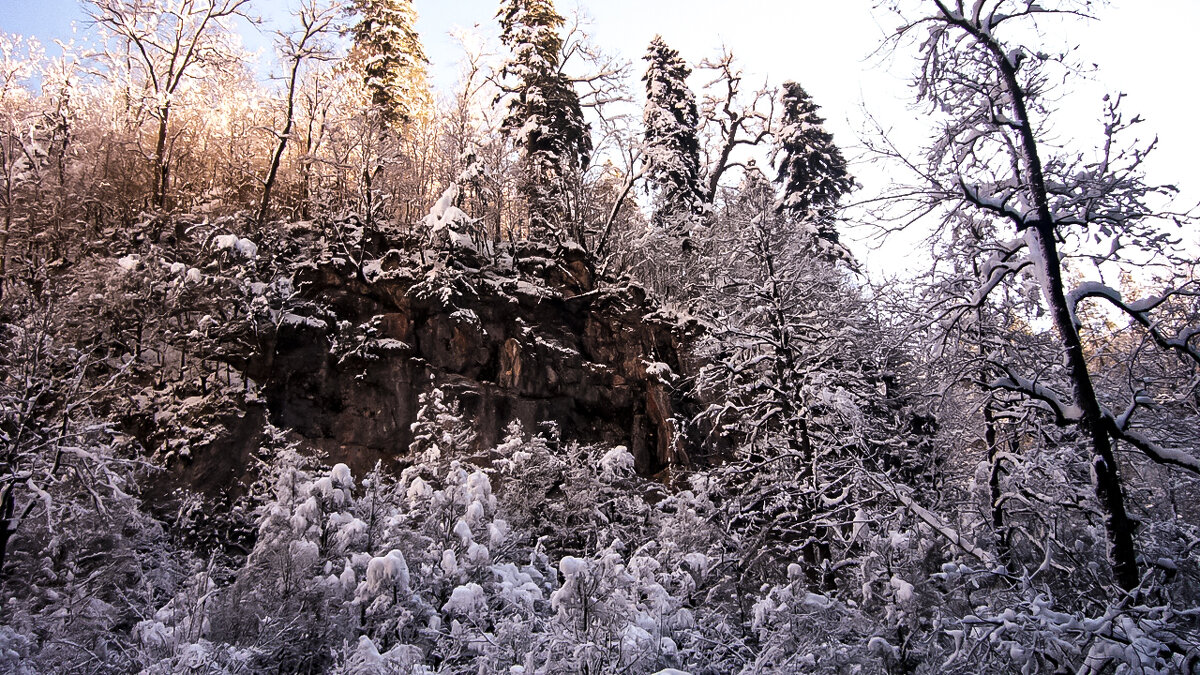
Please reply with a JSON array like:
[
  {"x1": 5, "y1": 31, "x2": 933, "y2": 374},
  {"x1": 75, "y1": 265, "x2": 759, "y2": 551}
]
[
  {"x1": 407, "y1": 386, "x2": 477, "y2": 465},
  {"x1": 697, "y1": 168, "x2": 921, "y2": 590},
  {"x1": 880, "y1": 0, "x2": 1200, "y2": 594},
  {"x1": 0, "y1": 33, "x2": 45, "y2": 299},
  {"x1": 772, "y1": 81, "x2": 855, "y2": 258},
  {"x1": 497, "y1": 0, "x2": 592, "y2": 243},
  {"x1": 347, "y1": 0, "x2": 428, "y2": 129},
  {"x1": 642, "y1": 36, "x2": 706, "y2": 245}
]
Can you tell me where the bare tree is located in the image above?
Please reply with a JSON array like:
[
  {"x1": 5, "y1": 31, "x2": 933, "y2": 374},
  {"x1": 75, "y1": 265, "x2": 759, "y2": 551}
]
[
  {"x1": 698, "y1": 49, "x2": 774, "y2": 205},
  {"x1": 88, "y1": 0, "x2": 253, "y2": 211},
  {"x1": 0, "y1": 35, "x2": 42, "y2": 300},
  {"x1": 256, "y1": 0, "x2": 337, "y2": 229}
]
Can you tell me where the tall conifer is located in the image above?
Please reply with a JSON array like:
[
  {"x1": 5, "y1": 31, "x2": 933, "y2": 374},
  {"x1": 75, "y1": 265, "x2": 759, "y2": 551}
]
[
  {"x1": 642, "y1": 36, "x2": 706, "y2": 244},
  {"x1": 772, "y1": 82, "x2": 854, "y2": 250},
  {"x1": 349, "y1": 0, "x2": 428, "y2": 127},
  {"x1": 497, "y1": 0, "x2": 592, "y2": 242}
]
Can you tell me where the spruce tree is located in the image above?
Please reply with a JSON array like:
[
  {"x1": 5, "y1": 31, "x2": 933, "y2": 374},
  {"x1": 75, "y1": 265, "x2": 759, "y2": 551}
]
[
  {"x1": 772, "y1": 82, "x2": 854, "y2": 251},
  {"x1": 349, "y1": 0, "x2": 428, "y2": 127},
  {"x1": 642, "y1": 36, "x2": 706, "y2": 245},
  {"x1": 497, "y1": 0, "x2": 592, "y2": 243}
]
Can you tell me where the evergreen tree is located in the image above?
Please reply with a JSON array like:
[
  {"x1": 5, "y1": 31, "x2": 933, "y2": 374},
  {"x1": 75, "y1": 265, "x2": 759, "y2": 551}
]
[
  {"x1": 642, "y1": 36, "x2": 706, "y2": 244},
  {"x1": 497, "y1": 0, "x2": 592, "y2": 243},
  {"x1": 349, "y1": 0, "x2": 428, "y2": 127},
  {"x1": 772, "y1": 82, "x2": 854, "y2": 253}
]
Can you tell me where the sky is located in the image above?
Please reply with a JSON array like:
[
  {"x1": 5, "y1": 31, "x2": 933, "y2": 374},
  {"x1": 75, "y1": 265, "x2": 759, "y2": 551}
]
[{"x1": 2, "y1": 0, "x2": 1198, "y2": 274}]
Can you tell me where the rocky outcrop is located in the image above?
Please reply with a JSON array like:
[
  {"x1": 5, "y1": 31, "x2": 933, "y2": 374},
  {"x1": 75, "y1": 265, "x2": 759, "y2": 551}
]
[{"x1": 254, "y1": 242, "x2": 701, "y2": 478}]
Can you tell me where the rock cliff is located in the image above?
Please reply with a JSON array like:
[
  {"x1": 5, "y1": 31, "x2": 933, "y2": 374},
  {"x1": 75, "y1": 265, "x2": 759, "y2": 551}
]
[{"x1": 250, "y1": 241, "x2": 701, "y2": 479}]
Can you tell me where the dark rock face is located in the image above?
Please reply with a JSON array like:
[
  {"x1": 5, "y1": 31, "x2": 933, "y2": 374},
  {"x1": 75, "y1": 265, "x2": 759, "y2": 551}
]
[{"x1": 256, "y1": 244, "x2": 700, "y2": 477}]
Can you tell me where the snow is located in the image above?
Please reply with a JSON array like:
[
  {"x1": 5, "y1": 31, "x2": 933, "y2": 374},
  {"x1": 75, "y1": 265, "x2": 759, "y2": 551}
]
[
  {"x1": 363, "y1": 259, "x2": 384, "y2": 282},
  {"x1": 281, "y1": 313, "x2": 329, "y2": 331},
  {"x1": 491, "y1": 563, "x2": 542, "y2": 608},
  {"x1": 866, "y1": 473, "x2": 996, "y2": 565},
  {"x1": 289, "y1": 540, "x2": 319, "y2": 569},
  {"x1": 801, "y1": 592, "x2": 833, "y2": 610},
  {"x1": 235, "y1": 238, "x2": 258, "y2": 259},
  {"x1": 407, "y1": 476, "x2": 432, "y2": 505},
  {"x1": 890, "y1": 575, "x2": 915, "y2": 604},
  {"x1": 450, "y1": 308, "x2": 481, "y2": 329},
  {"x1": 422, "y1": 184, "x2": 478, "y2": 252},
  {"x1": 464, "y1": 500, "x2": 486, "y2": 525},
  {"x1": 453, "y1": 519, "x2": 474, "y2": 545},
  {"x1": 682, "y1": 552, "x2": 709, "y2": 577},
  {"x1": 466, "y1": 470, "x2": 492, "y2": 503},
  {"x1": 489, "y1": 519, "x2": 509, "y2": 548},
  {"x1": 1114, "y1": 426, "x2": 1200, "y2": 473},
  {"x1": 867, "y1": 636, "x2": 899, "y2": 661},
  {"x1": 644, "y1": 360, "x2": 673, "y2": 379},
  {"x1": 442, "y1": 583, "x2": 485, "y2": 614},
  {"x1": 331, "y1": 463, "x2": 353, "y2": 488},
  {"x1": 559, "y1": 556, "x2": 586, "y2": 578},
  {"x1": 364, "y1": 550, "x2": 410, "y2": 594},
  {"x1": 599, "y1": 445, "x2": 635, "y2": 479},
  {"x1": 467, "y1": 542, "x2": 489, "y2": 565},
  {"x1": 988, "y1": 371, "x2": 1083, "y2": 423},
  {"x1": 213, "y1": 234, "x2": 258, "y2": 259},
  {"x1": 620, "y1": 624, "x2": 655, "y2": 653},
  {"x1": 1067, "y1": 281, "x2": 1124, "y2": 328},
  {"x1": 117, "y1": 254, "x2": 140, "y2": 271}
]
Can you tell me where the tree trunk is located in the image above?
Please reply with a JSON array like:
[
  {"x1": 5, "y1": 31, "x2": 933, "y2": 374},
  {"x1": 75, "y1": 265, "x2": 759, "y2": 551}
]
[
  {"x1": 983, "y1": 401, "x2": 1009, "y2": 560},
  {"x1": 0, "y1": 208, "x2": 9, "y2": 303},
  {"x1": 154, "y1": 107, "x2": 170, "y2": 210},
  {"x1": 0, "y1": 484, "x2": 14, "y2": 577},
  {"x1": 258, "y1": 66, "x2": 300, "y2": 229},
  {"x1": 954, "y1": 5, "x2": 1143, "y2": 592},
  {"x1": 1031, "y1": 222, "x2": 1139, "y2": 592}
]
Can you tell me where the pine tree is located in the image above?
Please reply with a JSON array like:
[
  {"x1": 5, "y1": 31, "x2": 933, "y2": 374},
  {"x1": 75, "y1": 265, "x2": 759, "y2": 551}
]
[
  {"x1": 772, "y1": 82, "x2": 854, "y2": 253},
  {"x1": 349, "y1": 0, "x2": 429, "y2": 128},
  {"x1": 497, "y1": 0, "x2": 592, "y2": 243},
  {"x1": 642, "y1": 36, "x2": 706, "y2": 245}
]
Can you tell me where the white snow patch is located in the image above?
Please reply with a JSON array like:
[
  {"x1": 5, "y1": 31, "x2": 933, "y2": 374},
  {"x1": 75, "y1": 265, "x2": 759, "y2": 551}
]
[
  {"x1": 213, "y1": 234, "x2": 257, "y2": 259},
  {"x1": 890, "y1": 575, "x2": 915, "y2": 603},
  {"x1": 281, "y1": 313, "x2": 328, "y2": 331},
  {"x1": 599, "y1": 445, "x2": 635, "y2": 479},
  {"x1": 422, "y1": 184, "x2": 478, "y2": 252},
  {"x1": 364, "y1": 550, "x2": 410, "y2": 594},
  {"x1": 559, "y1": 556, "x2": 586, "y2": 578},
  {"x1": 117, "y1": 254, "x2": 140, "y2": 271},
  {"x1": 442, "y1": 583, "x2": 485, "y2": 614}
]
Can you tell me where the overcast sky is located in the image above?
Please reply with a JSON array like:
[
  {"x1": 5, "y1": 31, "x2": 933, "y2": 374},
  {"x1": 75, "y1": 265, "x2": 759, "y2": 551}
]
[{"x1": 3, "y1": 0, "x2": 1198, "y2": 273}]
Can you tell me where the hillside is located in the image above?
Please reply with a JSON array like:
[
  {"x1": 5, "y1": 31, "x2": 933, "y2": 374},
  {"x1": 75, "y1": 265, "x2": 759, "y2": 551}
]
[{"x1": 1, "y1": 0, "x2": 1199, "y2": 673}]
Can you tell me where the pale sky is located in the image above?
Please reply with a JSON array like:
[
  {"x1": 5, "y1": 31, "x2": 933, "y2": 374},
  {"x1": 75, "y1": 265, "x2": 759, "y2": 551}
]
[{"x1": 3, "y1": 0, "x2": 1198, "y2": 274}]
